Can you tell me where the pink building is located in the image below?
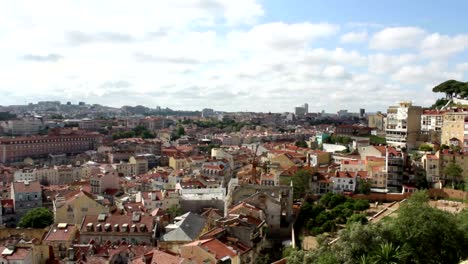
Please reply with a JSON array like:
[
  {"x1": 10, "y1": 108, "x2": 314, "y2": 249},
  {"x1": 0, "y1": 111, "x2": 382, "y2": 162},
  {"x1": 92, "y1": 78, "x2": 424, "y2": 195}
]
[{"x1": 90, "y1": 172, "x2": 120, "y2": 194}]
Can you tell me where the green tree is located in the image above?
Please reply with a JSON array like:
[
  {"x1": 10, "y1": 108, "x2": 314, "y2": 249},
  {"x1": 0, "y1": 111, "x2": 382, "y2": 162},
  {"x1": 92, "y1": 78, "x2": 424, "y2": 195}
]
[
  {"x1": 289, "y1": 170, "x2": 313, "y2": 199},
  {"x1": 176, "y1": 126, "x2": 185, "y2": 137},
  {"x1": 353, "y1": 199, "x2": 370, "y2": 211},
  {"x1": 295, "y1": 140, "x2": 308, "y2": 148},
  {"x1": 141, "y1": 130, "x2": 155, "y2": 139},
  {"x1": 369, "y1": 135, "x2": 386, "y2": 145},
  {"x1": 347, "y1": 213, "x2": 368, "y2": 225},
  {"x1": 418, "y1": 144, "x2": 433, "y2": 152},
  {"x1": 133, "y1": 125, "x2": 147, "y2": 136},
  {"x1": 167, "y1": 205, "x2": 183, "y2": 220},
  {"x1": 432, "y1": 79, "x2": 468, "y2": 99},
  {"x1": 439, "y1": 144, "x2": 450, "y2": 150},
  {"x1": 18, "y1": 208, "x2": 54, "y2": 228},
  {"x1": 444, "y1": 162, "x2": 463, "y2": 183},
  {"x1": 391, "y1": 191, "x2": 467, "y2": 264},
  {"x1": 357, "y1": 179, "x2": 371, "y2": 194}
]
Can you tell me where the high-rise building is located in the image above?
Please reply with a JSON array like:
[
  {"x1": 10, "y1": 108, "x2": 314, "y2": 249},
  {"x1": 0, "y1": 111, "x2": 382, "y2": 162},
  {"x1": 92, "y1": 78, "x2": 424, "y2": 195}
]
[
  {"x1": 385, "y1": 101, "x2": 422, "y2": 150},
  {"x1": 294, "y1": 103, "x2": 308, "y2": 116}
]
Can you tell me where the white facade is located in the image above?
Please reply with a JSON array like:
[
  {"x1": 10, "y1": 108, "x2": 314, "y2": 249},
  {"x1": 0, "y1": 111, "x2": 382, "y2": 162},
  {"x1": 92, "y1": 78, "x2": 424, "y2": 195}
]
[
  {"x1": 331, "y1": 176, "x2": 356, "y2": 193},
  {"x1": 421, "y1": 112, "x2": 444, "y2": 132},
  {"x1": 0, "y1": 118, "x2": 43, "y2": 136},
  {"x1": 385, "y1": 102, "x2": 422, "y2": 149},
  {"x1": 14, "y1": 169, "x2": 36, "y2": 182}
]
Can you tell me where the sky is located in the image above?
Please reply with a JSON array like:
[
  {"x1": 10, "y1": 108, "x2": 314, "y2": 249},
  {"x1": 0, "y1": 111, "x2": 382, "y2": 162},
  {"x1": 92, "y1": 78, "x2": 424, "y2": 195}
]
[{"x1": 0, "y1": 0, "x2": 467, "y2": 113}]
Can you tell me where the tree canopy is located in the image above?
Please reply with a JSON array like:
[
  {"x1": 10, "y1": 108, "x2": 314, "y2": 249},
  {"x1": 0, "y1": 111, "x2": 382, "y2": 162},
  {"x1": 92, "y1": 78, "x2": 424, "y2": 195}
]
[
  {"x1": 444, "y1": 162, "x2": 463, "y2": 181},
  {"x1": 432, "y1": 80, "x2": 468, "y2": 99},
  {"x1": 295, "y1": 140, "x2": 308, "y2": 148},
  {"x1": 18, "y1": 207, "x2": 54, "y2": 228}
]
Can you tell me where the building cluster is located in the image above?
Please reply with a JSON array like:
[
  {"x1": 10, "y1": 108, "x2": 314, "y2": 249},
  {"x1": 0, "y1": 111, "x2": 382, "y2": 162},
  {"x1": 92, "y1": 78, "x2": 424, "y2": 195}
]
[{"x1": 0, "y1": 99, "x2": 465, "y2": 263}]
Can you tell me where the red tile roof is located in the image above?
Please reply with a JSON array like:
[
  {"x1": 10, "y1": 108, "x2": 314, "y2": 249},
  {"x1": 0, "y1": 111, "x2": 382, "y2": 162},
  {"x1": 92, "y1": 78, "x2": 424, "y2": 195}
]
[
  {"x1": 202, "y1": 238, "x2": 237, "y2": 260},
  {"x1": 12, "y1": 181, "x2": 41, "y2": 193},
  {"x1": 44, "y1": 224, "x2": 76, "y2": 242},
  {"x1": 373, "y1": 146, "x2": 400, "y2": 157}
]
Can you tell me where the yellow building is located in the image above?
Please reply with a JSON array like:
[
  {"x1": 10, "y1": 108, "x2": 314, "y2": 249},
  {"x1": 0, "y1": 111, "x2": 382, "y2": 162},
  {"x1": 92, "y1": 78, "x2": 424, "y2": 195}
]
[
  {"x1": 169, "y1": 156, "x2": 191, "y2": 171},
  {"x1": 441, "y1": 110, "x2": 468, "y2": 146},
  {"x1": 43, "y1": 223, "x2": 78, "y2": 260},
  {"x1": 270, "y1": 153, "x2": 299, "y2": 170},
  {"x1": 53, "y1": 190, "x2": 110, "y2": 226},
  {"x1": 368, "y1": 112, "x2": 386, "y2": 132}
]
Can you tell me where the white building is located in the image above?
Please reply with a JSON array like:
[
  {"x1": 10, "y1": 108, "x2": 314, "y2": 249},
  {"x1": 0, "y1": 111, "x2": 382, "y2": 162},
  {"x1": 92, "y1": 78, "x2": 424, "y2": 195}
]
[
  {"x1": 385, "y1": 101, "x2": 422, "y2": 149},
  {"x1": 0, "y1": 117, "x2": 43, "y2": 136},
  {"x1": 13, "y1": 168, "x2": 35, "y2": 183},
  {"x1": 421, "y1": 110, "x2": 444, "y2": 133}
]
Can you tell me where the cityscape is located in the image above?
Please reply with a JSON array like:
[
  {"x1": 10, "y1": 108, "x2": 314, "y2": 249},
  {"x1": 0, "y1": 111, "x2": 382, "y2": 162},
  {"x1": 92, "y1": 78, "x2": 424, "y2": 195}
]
[{"x1": 0, "y1": 1, "x2": 467, "y2": 264}]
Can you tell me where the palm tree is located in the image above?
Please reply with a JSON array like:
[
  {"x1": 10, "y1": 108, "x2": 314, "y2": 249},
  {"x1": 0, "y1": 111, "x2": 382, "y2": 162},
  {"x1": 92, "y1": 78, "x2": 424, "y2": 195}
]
[{"x1": 370, "y1": 242, "x2": 407, "y2": 264}]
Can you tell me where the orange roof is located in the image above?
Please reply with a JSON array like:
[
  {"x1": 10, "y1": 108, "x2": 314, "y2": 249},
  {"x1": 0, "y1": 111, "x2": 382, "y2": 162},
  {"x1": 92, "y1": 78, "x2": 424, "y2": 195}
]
[
  {"x1": 184, "y1": 238, "x2": 237, "y2": 260},
  {"x1": 373, "y1": 146, "x2": 400, "y2": 157},
  {"x1": 202, "y1": 238, "x2": 237, "y2": 260},
  {"x1": 44, "y1": 224, "x2": 76, "y2": 242},
  {"x1": 229, "y1": 202, "x2": 262, "y2": 213}
]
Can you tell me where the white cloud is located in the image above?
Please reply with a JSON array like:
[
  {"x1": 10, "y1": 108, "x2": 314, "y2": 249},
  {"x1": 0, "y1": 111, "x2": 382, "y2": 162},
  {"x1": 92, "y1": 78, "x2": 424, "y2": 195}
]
[
  {"x1": 368, "y1": 53, "x2": 418, "y2": 74},
  {"x1": 322, "y1": 65, "x2": 350, "y2": 79},
  {"x1": 391, "y1": 63, "x2": 463, "y2": 85},
  {"x1": 227, "y1": 22, "x2": 339, "y2": 51},
  {"x1": 370, "y1": 27, "x2": 426, "y2": 50},
  {"x1": 340, "y1": 31, "x2": 368, "y2": 43},
  {"x1": 0, "y1": 1, "x2": 466, "y2": 112},
  {"x1": 303, "y1": 48, "x2": 366, "y2": 66},
  {"x1": 420, "y1": 33, "x2": 468, "y2": 58}
]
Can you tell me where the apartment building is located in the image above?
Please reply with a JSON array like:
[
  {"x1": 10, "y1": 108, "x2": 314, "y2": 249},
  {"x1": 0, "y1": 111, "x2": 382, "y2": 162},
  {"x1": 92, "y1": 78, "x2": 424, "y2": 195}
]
[
  {"x1": 11, "y1": 181, "x2": 42, "y2": 223},
  {"x1": 368, "y1": 112, "x2": 386, "y2": 132},
  {"x1": 441, "y1": 109, "x2": 468, "y2": 147},
  {"x1": 385, "y1": 101, "x2": 422, "y2": 149},
  {"x1": 0, "y1": 117, "x2": 43, "y2": 136},
  {"x1": 90, "y1": 172, "x2": 120, "y2": 194},
  {"x1": 421, "y1": 153, "x2": 440, "y2": 183},
  {"x1": 421, "y1": 110, "x2": 445, "y2": 132},
  {"x1": 0, "y1": 132, "x2": 102, "y2": 163}
]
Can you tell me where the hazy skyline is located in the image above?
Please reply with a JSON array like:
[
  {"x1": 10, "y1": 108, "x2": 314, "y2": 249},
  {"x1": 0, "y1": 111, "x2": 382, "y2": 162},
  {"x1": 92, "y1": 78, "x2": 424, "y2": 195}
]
[{"x1": 1, "y1": 0, "x2": 467, "y2": 112}]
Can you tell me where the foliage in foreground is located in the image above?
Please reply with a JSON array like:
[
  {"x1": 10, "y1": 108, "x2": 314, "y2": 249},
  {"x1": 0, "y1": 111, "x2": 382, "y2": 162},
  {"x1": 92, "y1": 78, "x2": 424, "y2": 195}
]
[{"x1": 287, "y1": 191, "x2": 468, "y2": 264}]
